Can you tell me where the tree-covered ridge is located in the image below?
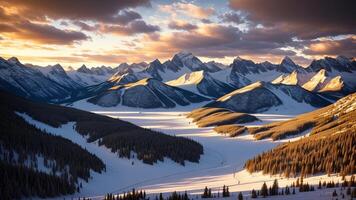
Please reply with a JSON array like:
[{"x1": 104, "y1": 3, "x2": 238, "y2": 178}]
[
  {"x1": 245, "y1": 93, "x2": 356, "y2": 177},
  {"x1": 0, "y1": 91, "x2": 203, "y2": 165},
  {"x1": 245, "y1": 127, "x2": 355, "y2": 177},
  {"x1": 248, "y1": 92, "x2": 356, "y2": 140},
  {"x1": 0, "y1": 105, "x2": 105, "y2": 182},
  {"x1": 0, "y1": 97, "x2": 105, "y2": 199}
]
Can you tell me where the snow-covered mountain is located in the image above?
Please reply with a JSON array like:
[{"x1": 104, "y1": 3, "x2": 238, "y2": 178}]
[
  {"x1": 32, "y1": 64, "x2": 82, "y2": 90},
  {"x1": 66, "y1": 65, "x2": 116, "y2": 86},
  {"x1": 205, "y1": 81, "x2": 331, "y2": 113},
  {"x1": 166, "y1": 70, "x2": 235, "y2": 98},
  {"x1": 1, "y1": 53, "x2": 355, "y2": 106},
  {"x1": 107, "y1": 52, "x2": 223, "y2": 86},
  {"x1": 205, "y1": 61, "x2": 227, "y2": 70},
  {"x1": 115, "y1": 62, "x2": 148, "y2": 76},
  {"x1": 0, "y1": 57, "x2": 74, "y2": 102},
  {"x1": 272, "y1": 56, "x2": 356, "y2": 99},
  {"x1": 87, "y1": 78, "x2": 209, "y2": 108}
]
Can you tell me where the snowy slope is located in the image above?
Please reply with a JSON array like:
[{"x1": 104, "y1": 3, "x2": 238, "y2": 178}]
[
  {"x1": 58, "y1": 103, "x2": 348, "y2": 200},
  {"x1": 67, "y1": 67, "x2": 112, "y2": 86},
  {"x1": 166, "y1": 71, "x2": 235, "y2": 98},
  {"x1": 87, "y1": 78, "x2": 209, "y2": 108},
  {"x1": 33, "y1": 64, "x2": 82, "y2": 89},
  {"x1": 205, "y1": 82, "x2": 331, "y2": 114}
]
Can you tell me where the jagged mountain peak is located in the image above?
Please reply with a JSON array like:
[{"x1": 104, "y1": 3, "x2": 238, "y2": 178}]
[
  {"x1": 118, "y1": 62, "x2": 130, "y2": 68},
  {"x1": 176, "y1": 51, "x2": 193, "y2": 58},
  {"x1": 77, "y1": 64, "x2": 92, "y2": 73},
  {"x1": 7, "y1": 57, "x2": 21, "y2": 65},
  {"x1": 50, "y1": 64, "x2": 65, "y2": 71},
  {"x1": 309, "y1": 56, "x2": 356, "y2": 72},
  {"x1": 281, "y1": 56, "x2": 294, "y2": 64},
  {"x1": 151, "y1": 58, "x2": 162, "y2": 65},
  {"x1": 278, "y1": 56, "x2": 302, "y2": 73}
]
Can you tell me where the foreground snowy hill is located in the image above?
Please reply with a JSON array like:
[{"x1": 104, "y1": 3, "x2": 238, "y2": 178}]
[
  {"x1": 0, "y1": 90, "x2": 206, "y2": 199},
  {"x1": 88, "y1": 78, "x2": 209, "y2": 108},
  {"x1": 204, "y1": 81, "x2": 331, "y2": 113}
]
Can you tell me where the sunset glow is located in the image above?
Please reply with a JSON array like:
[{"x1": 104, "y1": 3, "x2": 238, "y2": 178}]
[{"x1": 0, "y1": 0, "x2": 354, "y2": 68}]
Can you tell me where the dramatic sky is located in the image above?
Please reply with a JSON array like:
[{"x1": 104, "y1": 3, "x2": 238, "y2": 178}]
[{"x1": 0, "y1": 0, "x2": 355, "y2": 67}]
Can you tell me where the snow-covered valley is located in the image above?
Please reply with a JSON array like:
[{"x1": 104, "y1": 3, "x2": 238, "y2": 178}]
[{"x1": 14, "y1": 100, "x2": 345, "y2": 200}]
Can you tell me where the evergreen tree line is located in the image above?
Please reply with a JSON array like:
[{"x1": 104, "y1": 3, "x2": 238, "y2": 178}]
[
  {"x1": 0, "y1": 160, "x2": 75, "y2": 200},
  {"x1": 105, "y1": 190, "x2": 190, "y2": 200},
  {"x1": 0, "y1": 105, "x2": 106, "y2": 199},
  {"x1": 105, "y1": 188, "x2": 147, "y2": 200},
  {"x1": 249, "y1": 176, "x2": 356, "y2": 199},
  {"x1": 201, "y1": 185, "x2": 230, "y2": 198},
  {"x1": 1, "y1": 91, "x2": 203, "y2": 166},
  {"x1": 245, "y1": 130, "x2": 355, "y2": 177},
  {"x1": 0, "y1": 106, "x2": 106, "y2": 181},
  {"x1": 101, "y1": 178, "x2": 356, "y2": 200}
]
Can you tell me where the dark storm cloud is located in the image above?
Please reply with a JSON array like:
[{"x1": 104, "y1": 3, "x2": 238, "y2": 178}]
[
  {"x1": 229, "y1": 0, "x2": 356, "y2": 39},
  {"x1": 104, "y1": 20, "x2": 160, "y2": 36},
  {"x1": 168, "y1": 20, "x2": 197, "y2": 31},
  {"x1": 2, "y1": 0, "x2": 150, "y2": 23}
]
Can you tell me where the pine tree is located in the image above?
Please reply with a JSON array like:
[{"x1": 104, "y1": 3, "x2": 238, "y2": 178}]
[
  {"x1": 238, "y1": 192, "x2": 243, "y2": 200},
  {"x1": 184, "y1": 191, "x2": 189, "y2": 200},
  {"x1": 271, "y1": 179, "x2": 278, "y2": 195},
  {"x1": 222, "y1": 185, "x2": 226, "y2": 197},
  {"x1": 261, "y1": 182, "x2": 268, "y2": 197},
  {"x1": 202, "y1": 186, "x2": 208, "y2": 198},
  {"x1": 332, "y1": 190, "x2": 337, "y2": 197},
  {"x1": 251, "y1": 189, "x2": 257, "y2": 198}
]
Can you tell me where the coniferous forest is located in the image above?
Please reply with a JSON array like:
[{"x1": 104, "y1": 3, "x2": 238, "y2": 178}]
[
  {"x1": 0, "y1": 91, "x2": 204, "y2": 198},
  {"x1": 245, "y1": 130, "x2": 355, "y2": 177},
  {"x1": 0, "y1": 91, "x2": 203, "y2": 166},
  {"x1": 0, "y1": 96, "x2": 106, "y2": 199}
]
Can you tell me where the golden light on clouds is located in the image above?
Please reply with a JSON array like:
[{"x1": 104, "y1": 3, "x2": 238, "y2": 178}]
[{"x1": 0, "y1": 0, "x2": 354, "y2": 68}]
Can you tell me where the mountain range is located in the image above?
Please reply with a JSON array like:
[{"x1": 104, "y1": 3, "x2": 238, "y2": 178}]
[{"x1": 0, "y1": 52, "x2": 355, "y2": 110}]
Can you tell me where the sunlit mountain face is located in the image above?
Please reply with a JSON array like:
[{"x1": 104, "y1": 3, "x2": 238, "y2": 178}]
[{"x1": 0, "y1": 0, "x2": 354, "y2": 68}]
